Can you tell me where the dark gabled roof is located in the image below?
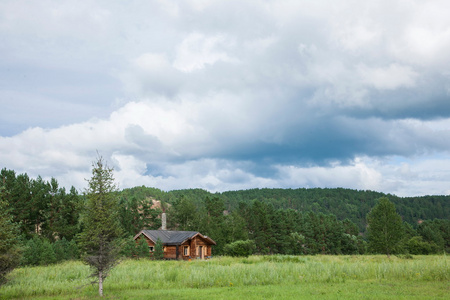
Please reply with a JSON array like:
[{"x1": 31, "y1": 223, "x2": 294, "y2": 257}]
[{"x1": 134, "y1": 230, "x2": 216, "y2": 245}]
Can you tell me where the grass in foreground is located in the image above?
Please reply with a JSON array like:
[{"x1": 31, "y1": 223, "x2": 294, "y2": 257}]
[{"x1": 0, "y1": 255, "x2": 448, "y2": 299}]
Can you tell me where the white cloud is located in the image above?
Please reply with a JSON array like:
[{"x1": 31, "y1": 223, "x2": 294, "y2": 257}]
[
  {"x1": 173, "y1": 32, "x2": 238, "y2": 72},
  {"x1": 391, "y1": 1, "x2": 450, "y2": 67},
  {"x1": 275, "y1": 156, "x2": 450, "y2": 197},
  {"x1": 2, "y1": 96, "x2": 450, "y2": 196},
  {"x1": 276, "y1": 158, "x2": 384, "y2": 191},
  {"x1": 2, "y1": 0, "x2": 450, "y2": 197},
  {"x1": 358, "y1": 63, "x2": 418, "y2": 90}
]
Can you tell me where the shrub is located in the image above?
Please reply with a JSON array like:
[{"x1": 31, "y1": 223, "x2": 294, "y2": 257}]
[
  {"x1": 66, "y1": 239, "x2": 79, "y2": 260},
  {"x1": 39, "y1": 239, "x2": 57, "y2": 265},
  {"x1": 121, "y1": 237, "x2": 150, "y2": 259},
  {"x1": 223, "y1": 240, "x2": 256, "y2": 257},
  {"x1": 21, "y1": 235, "x2": 42, "y2": 266},
  {"x1": 54, "y1": 238, "x2": 79, "y2": 261},
  {"x1": 120, "y1": 237, "x2": 137, "y2": 257},
  {"x1": 406, "y1": 236, "x2": 433, "y2": 255},
  {"x1": 21, "y1": 235, "x2": 64, "y2": 266}
]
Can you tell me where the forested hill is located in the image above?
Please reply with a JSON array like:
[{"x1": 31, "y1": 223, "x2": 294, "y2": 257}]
[
  {"x1": 222, "y1": 188, "x2": 450, "y2": 229},
  {"x1": 2, "y1": 167, "x2": 449, "y2": 260},
  {"x1": 123, "y1": 186, "x2": 450, "y2": 231}
]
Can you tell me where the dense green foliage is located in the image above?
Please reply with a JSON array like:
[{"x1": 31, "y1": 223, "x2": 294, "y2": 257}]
[
  {"x1": 20, "y1": 235, "x2": 79, "y2": 266},
  {"x1": 0, "y1": 168, "x2": 82, "y2": 240},
  {"x1": 367, "y1": 197, "x2": 404, "y2": 256},
  {"x1": 417, "y1": 219, "x2": 450, "y2": 253},
  {"x1": 153, "y1": 238, "x2": 164, "y2": 260},
  {"x1": 120, "y1": 237, "x2": 149, "y2": 259},
  {"x1": 1, "y1": 167, "x2": 449, "y2": 268},
  {"x1": 223, "y1": 240, "x2": 256, "y2": 257},
  {"x1": 1, "y1": 256, "x2": 449, "y2": 299},
  {"x1": 124, "y1": 186, "x2": 449, "y2": 231},
  {"x1": 119, "y1": 193, "x2": 161, "y2": 237},
  {"x1": 0, "y1": 188, "x2": 21, "y2": 285}
]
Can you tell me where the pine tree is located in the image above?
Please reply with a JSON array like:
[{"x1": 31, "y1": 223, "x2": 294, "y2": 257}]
[
  {"x1": 367, "y1": 197, "x2": 404, "y2": 257},
  {"x1": 120, "y1": 237, "x2": 137, "y2": 258},
  {"x1": 66, "y1": 239, "x2": 79, "y2": 260},
  {"x1": 136, "y1": 237, "x2": 150, "y2": 259},
  {"x1": 21, "y1": 235, "x2": 42, "y2": 266},
  {"x1": 0, "y1": 186, "x2": 21, "y2": 286},
  {"x1": 78, "y1": 156, "x2": 123, "y2": 297},
  {"x1": 39, "y1": 239, "x2": 56, "y2": 265},
  {"x1": 199, "y1": 197, "x2": 226, "y2": 254},
  {"x1": 50, "y1": 185, "x2": 82, "y2": 241},
  {"x1": 119, "y1": 195, "x2": 162, "y2": 236},
  {"x1": 171, "y1": 195, "x2": 198, "y2": 230},
  {"x1": 153, "y1": 238, "x2": 164, "y2": 260},
  {"x1": 54, "y1": 237, "x2": 78, "y2": 262}
]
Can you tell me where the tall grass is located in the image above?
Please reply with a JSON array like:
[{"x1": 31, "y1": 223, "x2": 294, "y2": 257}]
[{"x1": 1, "y1": 255, "x2": 448, "y2": 299}]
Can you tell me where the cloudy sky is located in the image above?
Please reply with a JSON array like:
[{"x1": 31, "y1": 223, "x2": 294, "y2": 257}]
[{"x1": 1, "y1": 0, "x2": 450, "y2": 197}]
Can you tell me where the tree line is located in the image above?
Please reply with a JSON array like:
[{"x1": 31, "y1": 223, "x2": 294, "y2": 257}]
[
  {"x1": 1, "y1": 168, "x2": 449, "y2": 284},
  {"x1": 166, "y1": 193, "x2": 449, "y2": 256},
  {"x1": 168, "y1": 187, "x2": 450, "y2": 231}
]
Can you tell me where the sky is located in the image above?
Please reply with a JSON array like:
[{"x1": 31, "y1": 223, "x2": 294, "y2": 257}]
[{"x1": 1, "y1": 0, "x2": 450, "y2": 197}]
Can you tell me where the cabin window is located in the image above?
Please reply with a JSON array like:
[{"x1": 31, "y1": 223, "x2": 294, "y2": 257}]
[
  {"x1": 149, "y1": 246, "x2": 154, "y2": 252},
  {"x1": 183, "y1": 246, "x2": 190, "y2": 256}
]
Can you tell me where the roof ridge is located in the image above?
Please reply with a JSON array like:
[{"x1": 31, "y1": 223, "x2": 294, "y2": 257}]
[{"x1": 136, "y1": 229, "x2": 216, "y2": 245}]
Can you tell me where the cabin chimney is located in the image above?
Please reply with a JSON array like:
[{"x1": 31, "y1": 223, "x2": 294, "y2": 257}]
[{"x1": 161, "y1": 212, "x2": 167, "y2": 230}]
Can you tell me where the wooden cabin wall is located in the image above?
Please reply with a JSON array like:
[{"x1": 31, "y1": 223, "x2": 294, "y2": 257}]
[
  {"x1": 164, "y1": 245, "x2": 177, "y2": 259},
  {"x1": 137, "y1": 236, "x2": 155, "y2": 247}
]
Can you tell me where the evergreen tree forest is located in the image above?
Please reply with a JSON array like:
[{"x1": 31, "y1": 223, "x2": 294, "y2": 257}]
[{"x1": 1, "y1": 167, "x2": 449, "y2": 268}]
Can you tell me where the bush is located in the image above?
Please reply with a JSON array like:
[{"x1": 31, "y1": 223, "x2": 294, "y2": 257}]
[
  {"x1": 356, "y1": 236, "x2": 367, "y2": 254},
  {"x1": 20, "y1": 235, "x2": 78, "y2": 266},
  {"x1": 39, "y1": 239, "x2": 57, "y2": 265},
  {"x1": 406, "y1": 236, "x2": 433, "y2": 255},
  {"x1": 21, "y1": 235, "x2": 42, "y2": 266},
  {"x1": 223, "y1": 240, "x2": 256, "y2": 257},
  {"x1": 54, "y1": 238, "x2": 79, "y2": 261},
  {"x1": 120, "y1": 237, "x2": 150, "y2": 259}
]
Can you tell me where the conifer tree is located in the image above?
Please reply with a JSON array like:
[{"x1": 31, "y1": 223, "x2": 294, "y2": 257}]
[
  {"x1": 54, "y1": 237, "x2": 78, "y2": 262},
  {"x1": 171, "y1": 195, "x2": 198, "y2": 230},
  {"x1": 153, "y1": 238, "x2": 164, "y2": 260},
  {"x1": 78, "y1": 156, "x2": 123, "y2": 297},
  {"x1": 39, "y1": 239, "x2": 56, "y2": 265},
  {"x1": 0, "y1": 186, "x2": 21, "y2": 286},
  {"x1": 21, "y1": 235, "x2": 42, "y2": 266},
  {"x1": 367, "y1": 197, "x2": 404, "y2": 257},
  {"x1": 136, "y1": 237, "x2": 150, "y2": 259},
  {"x1": 120, "y1": 236, "x2": 137, "y2": 258}
]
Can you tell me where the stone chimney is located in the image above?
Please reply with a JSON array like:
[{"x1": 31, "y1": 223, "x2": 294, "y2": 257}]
[{"x1": 161, "y1": 212, "x2": 167, "y2": 230}]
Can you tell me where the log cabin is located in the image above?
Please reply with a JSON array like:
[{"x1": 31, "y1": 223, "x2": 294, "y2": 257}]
[{"x1": 133, "y1": 229, "x2": 216, "y2": 260}]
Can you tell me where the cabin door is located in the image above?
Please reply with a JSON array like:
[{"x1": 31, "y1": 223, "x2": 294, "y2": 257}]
[{"x1": 199, "y1": 246, "x2": 203, "y2": 259}]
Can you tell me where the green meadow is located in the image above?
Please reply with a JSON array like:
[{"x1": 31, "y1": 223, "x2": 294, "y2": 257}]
[{"x1": 1, "y1": 255, "x2": 448, "y2": 299}]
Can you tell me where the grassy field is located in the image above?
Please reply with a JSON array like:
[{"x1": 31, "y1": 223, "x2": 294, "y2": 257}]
[{"x1": 0, "y1": 255, "x2": 448, "y2": 299}]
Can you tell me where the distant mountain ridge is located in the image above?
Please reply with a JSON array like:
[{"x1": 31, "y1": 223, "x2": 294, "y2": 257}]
[{"x1": 121, "y1": 186, "x2": 450, "y2": 231}]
